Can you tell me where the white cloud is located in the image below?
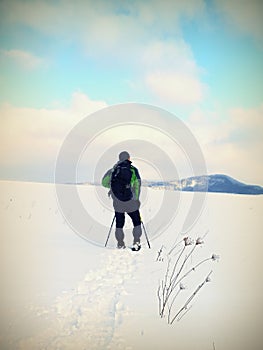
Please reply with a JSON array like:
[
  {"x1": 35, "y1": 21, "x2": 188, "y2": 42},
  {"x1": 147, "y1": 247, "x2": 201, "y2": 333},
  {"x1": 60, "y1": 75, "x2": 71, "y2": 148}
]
[
  {"x1": 1, "y1": 95, "x2": 262, "y2": 185},
  {"x1": 0, "y1": 100, "x2": 206, "y2": 183},
  {"x1": 0, "y1": 49, "x2": 47, "y2": 70},
  {"x1": 187, "y1": 105, "x2": 263, "y2": 185},
  {"x1": 69, "y1": 92, "x2": 107, "y2": 116},
  {"x1": 0, "y1": 93, "x2": 107, "y2": 172},
  {"x1": 141, "y1": 40, "x2": 207, "y2": 105},
  {"x1": 145, "y1": 71, "x2": 205, "y2": 105}
]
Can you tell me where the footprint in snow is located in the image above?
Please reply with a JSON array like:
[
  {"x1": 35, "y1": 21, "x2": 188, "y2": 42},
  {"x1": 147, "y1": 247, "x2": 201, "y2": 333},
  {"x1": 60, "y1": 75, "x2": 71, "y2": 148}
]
[{"x1": 17, "y1": 249, "x2": 140, "y2": 350}]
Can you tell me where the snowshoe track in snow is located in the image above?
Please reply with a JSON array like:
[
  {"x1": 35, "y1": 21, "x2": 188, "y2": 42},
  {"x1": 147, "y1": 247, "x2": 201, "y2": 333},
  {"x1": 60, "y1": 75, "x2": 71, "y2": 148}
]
[{"x1": 18, "y1": 249, "x2": 140, "y2": 350}]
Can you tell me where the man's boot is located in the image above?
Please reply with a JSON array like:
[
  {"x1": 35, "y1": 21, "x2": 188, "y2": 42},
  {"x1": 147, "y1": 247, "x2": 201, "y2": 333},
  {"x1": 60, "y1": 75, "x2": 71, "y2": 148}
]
[
  {"x1": 115, "y1": 228, "x2": 125, "y2": 248},
  {"x1": 132, "y1": 225, "x2": 142, "y2": 251}
]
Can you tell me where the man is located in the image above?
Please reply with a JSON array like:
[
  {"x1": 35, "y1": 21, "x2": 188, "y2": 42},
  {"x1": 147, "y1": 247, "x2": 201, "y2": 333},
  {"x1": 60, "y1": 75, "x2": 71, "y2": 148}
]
[{"x1": 102, "y1": 151, "x2": 142, "y2": 251}]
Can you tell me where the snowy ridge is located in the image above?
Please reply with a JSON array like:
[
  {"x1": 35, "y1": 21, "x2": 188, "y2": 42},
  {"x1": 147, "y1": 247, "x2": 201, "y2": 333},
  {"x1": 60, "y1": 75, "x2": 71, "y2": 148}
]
[
  {"x1": 143, "y1": 174, "x2": 263, "y2": 195},
  {"x1": 18, "y1": 250, "x2": 140, "y2": 350}
]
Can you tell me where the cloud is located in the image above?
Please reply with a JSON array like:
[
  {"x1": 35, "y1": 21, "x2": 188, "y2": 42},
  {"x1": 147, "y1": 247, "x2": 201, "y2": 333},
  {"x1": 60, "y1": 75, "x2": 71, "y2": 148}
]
[
  {"x1": 1, "y1": 95, "x2": 262, "y2": 185},
  {"x1": 69, "y1": 92, "x2": 108, "y2": 116},
  {"x1": 0, "y1": 0, "x2": 207, "y2": 106},
  {"x1": 187, "y1": 105, "x2": 263, "y2": 185},
  {"x1": 145, "y1": 70, "x2": 205, "y2": 105},
  {"x1": 0, "y1": 1, "x2": 205, "y2": 45},
  {"x1": 0, "y1": 92, "x2": 107, "y2": 181},
  {"x1": 0, "y1": 49, "x2": 47, "y2": 70},
  {"x1": 141, "y1": 40, "x2": 207, "y2": 104},
  {"x1": 0, "y1": 0, "x2": 206, "y2": 66},
  {"x1": 0, "y1": 99, "x2": 206, "y2": 183},
  {"x1": 214, "y1": 0, "x2": 263, "y2": 45}
]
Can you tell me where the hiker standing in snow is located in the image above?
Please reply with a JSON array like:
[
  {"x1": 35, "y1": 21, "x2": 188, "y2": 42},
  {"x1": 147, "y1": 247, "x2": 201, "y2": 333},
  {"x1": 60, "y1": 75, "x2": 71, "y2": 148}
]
[{"x1": 102, "y1": 151, "x2": 142, "y2": 251}]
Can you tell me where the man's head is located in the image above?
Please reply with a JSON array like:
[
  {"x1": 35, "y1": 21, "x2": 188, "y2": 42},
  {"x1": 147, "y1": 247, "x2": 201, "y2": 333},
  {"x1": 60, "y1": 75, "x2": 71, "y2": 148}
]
[{"x1": 119, "y1": 151, "x2": 130, "y2": 162}]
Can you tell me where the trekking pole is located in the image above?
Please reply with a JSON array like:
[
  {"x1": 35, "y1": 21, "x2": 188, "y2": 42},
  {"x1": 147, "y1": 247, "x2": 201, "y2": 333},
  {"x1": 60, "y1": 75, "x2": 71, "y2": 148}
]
[
  {"x1": 141, "y1": 220, "x2": 151, "y2": 249},
  {"x1": 105, "y1": 215, "x2": 116, "y2": 247}
]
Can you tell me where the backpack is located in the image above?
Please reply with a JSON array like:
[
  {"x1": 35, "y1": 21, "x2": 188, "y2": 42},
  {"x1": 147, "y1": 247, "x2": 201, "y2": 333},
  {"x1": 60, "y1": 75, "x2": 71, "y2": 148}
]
[{"x1": 110, "y1": 163, "x2": 133, "y2": 201}]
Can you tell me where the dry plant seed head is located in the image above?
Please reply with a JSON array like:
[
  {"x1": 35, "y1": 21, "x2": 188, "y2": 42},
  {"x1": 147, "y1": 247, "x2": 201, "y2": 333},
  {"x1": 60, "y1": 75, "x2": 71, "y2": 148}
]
[
  {"x1": 179, "y1": 283, "x2": 186, "y2": 290},
  {"x1": 183, "y1": 237, "x2": 193, "y2": 246},
  {"x1": 211, "y1": 254, "x2": 220, "y2": 261},
  {"x1": 196, "y1": 237, "x2": 204, "y2": 245}
]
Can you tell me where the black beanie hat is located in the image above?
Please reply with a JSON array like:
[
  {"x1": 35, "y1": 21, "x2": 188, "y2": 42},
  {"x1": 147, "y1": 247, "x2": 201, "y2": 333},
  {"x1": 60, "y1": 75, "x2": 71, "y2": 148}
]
[{"x1": 119, "y1": 151, "x2": 130, "y2": 161}]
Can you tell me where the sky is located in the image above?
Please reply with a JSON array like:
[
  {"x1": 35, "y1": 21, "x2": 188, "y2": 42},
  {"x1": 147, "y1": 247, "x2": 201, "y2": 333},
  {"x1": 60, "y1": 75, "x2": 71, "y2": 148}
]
[{"x1": 0, "y1": 0, "x2": 263, "y2": 185}]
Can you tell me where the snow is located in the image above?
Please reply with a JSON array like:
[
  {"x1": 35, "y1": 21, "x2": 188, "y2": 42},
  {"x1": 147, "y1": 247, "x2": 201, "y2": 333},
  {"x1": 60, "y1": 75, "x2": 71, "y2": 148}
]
[{"x1": 1, "y1": 180, "x2": 263, "y2": 350}]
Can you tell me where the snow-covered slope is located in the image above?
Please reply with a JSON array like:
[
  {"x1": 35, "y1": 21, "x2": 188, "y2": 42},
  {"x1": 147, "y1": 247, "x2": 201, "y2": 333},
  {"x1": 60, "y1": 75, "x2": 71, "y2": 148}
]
[
  {"x1": 145, "y1": 174, "x2": 263, "y2": 195},
  {"x1": 182, "y1": 174, "x2": 263, "y2": 194},
  {"x1": 1, "y1": 180, "x2": 263, "y2": 350}
]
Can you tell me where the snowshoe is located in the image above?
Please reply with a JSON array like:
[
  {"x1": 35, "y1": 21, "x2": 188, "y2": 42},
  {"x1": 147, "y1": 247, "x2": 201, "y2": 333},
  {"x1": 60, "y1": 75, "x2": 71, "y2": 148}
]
[
  {"x1": 117, "y1": 243, "x2": 126, "y2": 249},
  {"x1": 131, "y1": 242, "x2": 141, "y2": 252}
]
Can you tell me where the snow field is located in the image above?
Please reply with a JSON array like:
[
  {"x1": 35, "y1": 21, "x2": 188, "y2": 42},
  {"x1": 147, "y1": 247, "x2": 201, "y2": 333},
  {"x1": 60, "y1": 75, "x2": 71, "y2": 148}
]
[{"x1": 1, "y1": 180, "x2": 263, "y2": 350}]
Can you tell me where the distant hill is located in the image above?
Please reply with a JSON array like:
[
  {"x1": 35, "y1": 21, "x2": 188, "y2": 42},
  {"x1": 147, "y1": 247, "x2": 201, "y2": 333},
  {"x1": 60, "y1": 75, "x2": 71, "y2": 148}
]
[{"x1": 143, "y1": 174, "x2": 263, "y2": 195}]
